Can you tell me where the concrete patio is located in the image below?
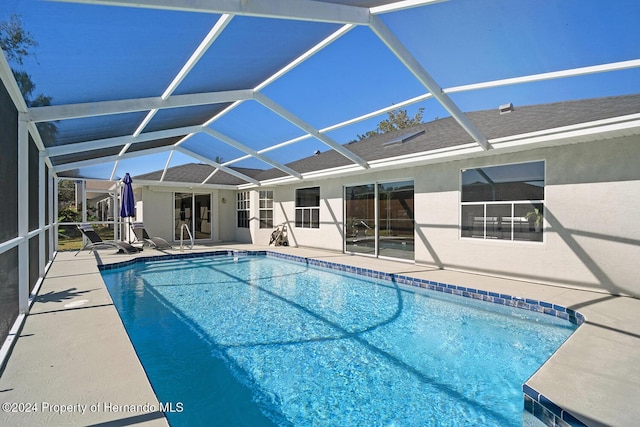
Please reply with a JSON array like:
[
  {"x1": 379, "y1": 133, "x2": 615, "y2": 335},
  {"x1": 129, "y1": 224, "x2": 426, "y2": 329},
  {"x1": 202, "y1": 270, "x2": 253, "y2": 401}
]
[{"x1": 1, "y1": 244, "x2": 638, "y2": 426}]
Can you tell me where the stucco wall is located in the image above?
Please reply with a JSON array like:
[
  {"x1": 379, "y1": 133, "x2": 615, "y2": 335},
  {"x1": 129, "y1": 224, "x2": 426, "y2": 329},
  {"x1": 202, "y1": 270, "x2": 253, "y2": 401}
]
[
  {"x1": 264, "y1": 135, "x2": 640, "y2": 297},
  {"x1": 140, "y1": 187, "x2": 221, "y2": 244},
  {"x1": 138, "y1": 188, "x2": 174, "y2": 243},
  {"x1": 137, "y1": 135, "x2": 639, "y2": 297},
  {"x1": 414, "y1": 136, "x2": 640, "y2": 297},
  {"x1": 218, "y1": 189, "x2": 237, "y2": 242}
]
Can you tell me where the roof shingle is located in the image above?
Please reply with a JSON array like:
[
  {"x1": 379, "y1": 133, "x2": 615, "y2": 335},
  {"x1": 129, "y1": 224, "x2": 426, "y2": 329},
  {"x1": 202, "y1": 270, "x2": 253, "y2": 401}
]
[{"x1": 134, "y1": 94, "x2": 640, "y2": 186}]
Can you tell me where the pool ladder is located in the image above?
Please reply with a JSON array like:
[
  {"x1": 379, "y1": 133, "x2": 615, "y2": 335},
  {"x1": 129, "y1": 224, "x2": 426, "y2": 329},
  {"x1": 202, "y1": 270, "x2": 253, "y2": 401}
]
[{"x1": 180, "y1": 223, "x2": 194, "y2": 252}]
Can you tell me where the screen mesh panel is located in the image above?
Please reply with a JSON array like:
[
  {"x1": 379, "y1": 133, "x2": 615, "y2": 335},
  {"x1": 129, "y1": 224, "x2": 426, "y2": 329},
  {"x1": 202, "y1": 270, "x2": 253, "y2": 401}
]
[
  {"x1": 0, "y1": 81, "x2": 18, "y2": 241},
  {"x1": 0, "y1": 248, "x2": 19, "y2": 344}
]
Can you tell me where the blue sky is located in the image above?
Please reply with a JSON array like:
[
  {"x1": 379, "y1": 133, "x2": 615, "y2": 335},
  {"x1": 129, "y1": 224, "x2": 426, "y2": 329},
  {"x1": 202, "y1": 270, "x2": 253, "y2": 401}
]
[{"x1": 2, "y1": 0, "x2": 639, "y2": 180}]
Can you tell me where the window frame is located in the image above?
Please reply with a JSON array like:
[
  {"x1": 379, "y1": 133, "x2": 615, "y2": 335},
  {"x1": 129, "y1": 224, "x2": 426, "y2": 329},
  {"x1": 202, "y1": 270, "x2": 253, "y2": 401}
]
[
  {"x1": 236, "y1": 191, "x2": 250, "y2": 229},
  {"x1": 460, "y1": 161, "x2": 545, "y2": 243},
  {"x1": 259, "y1": 190, "x2": 274, "y2": 229},
  {"x1": 295, "y1": 187, "x2": 320, "y2": 229}
]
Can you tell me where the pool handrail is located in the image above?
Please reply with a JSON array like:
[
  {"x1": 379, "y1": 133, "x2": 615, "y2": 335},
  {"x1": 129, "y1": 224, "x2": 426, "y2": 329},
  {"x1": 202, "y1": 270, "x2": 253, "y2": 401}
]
[{"x1": 180, "y1": 223, "x2": 194, "y2": 251}]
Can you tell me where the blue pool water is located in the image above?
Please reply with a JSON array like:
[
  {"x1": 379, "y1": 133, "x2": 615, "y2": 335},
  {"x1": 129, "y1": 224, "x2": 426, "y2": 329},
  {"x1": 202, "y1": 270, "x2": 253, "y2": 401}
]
[{"x1": 101, "y1": 254, "x2": 576, "y2": 427}]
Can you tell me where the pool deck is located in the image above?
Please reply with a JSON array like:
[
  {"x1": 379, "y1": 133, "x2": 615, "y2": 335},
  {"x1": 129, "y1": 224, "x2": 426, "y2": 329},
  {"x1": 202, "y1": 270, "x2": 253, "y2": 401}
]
[{"x1": 1, "y1": 243, "x2": 639, "y2": 426}]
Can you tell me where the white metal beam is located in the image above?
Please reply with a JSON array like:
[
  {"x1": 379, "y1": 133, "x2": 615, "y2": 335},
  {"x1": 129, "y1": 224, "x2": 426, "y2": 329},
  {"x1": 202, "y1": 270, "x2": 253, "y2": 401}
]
[
  {"x1": 242, "y1": 59, "x2": 640, "y2": 164},
  {"x1": 221, "y1": 93, "x2": 433, "y2": 167},
  {"x1": 202, "y1": 24, "x2": 355, "y2": 128},
  {"x1": 29, "y1": 90, "x2": 252, "y2": 123},
  {"x1": 255, "y1": 24, "x2": 356, "y2": 92},
  {"x1": 202, "y1": 127, "x2": 302, "y2": 179},
  {"x1": 46, "y1": 125, "x2": 202, "y2": 157},
  {"x1": 53, "y1": 145, "x2": 173, "y2": 173},
  {"x1": 132, "y1": 110, "x2": 158, "y2": 137},
  {"x1": 370, "y1": 0, "x2": 448, "y2": 15},
  {"x1": 160, "y1": 150, "x2": 175, "y2": 182},
  {"x1": 18, "y1": 116, "x2": 29, "y2": 314},
  {"x1": 109, "y1": 161, "x2": 120, "y2": 181},
  {"x1": 368, "y1": 15, "x2": 491, "y2": 151},
  {"x1": 45, "y1": 57, "x2": 640, "y2": 161},
  {"x1": 254, "y1": 93, "x2": 369, "y2": 169},
  {"x1": 369, "y1": 0, "x2": 449, "y2": 15},
  {"x1": 0, "y1": 51, "x2": 29, "y2": 114},
  {"x1": 164, "y1": 15, "x2": 233, "y2": 100},
  {"x1": 53, "y1": 0, "x2": 372, "y2": 24},
  {"x1": 175, "y1": 146, "x2": 260, "y2": 185},
  {"x1": 321, "y1": 93, "x2": 433, "y2": 134},
  {"x1": 48, "y1": 169, "x2": 55, "y2": 259},
  {"x1": 444, "y1": 59, "x2": 640, "y2": 95},
  {"x1": 201, "y1": 168, "x2": 219, "y2": 185},
  {"x1": 133, "y1": 14, "x2": 234, "y2": 137},
  {"x1": 138, "y1": 180, "x2": 237, "y2": 190},
  {"x1": 38, "y1": 152, "x2": 46, "y2": 277}
]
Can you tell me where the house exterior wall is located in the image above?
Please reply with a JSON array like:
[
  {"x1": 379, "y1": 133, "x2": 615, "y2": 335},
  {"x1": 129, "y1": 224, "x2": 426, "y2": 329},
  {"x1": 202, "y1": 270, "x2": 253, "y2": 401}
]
[
  {"x1": 139, "y1": 186, "x2": 223, "y2": 244},
  {"x1": 138, "y1": 188, "x2": 175, "y2": 243},
  {"x1": 138, "y1": 134, "x2": 639, "y2": 297},
  {"x1": 218, "y1": 189, "x2": 237, "y2": 242},
  {"x1": 245, "y1": 135, "x2": 639, "y2": 297},
  {"x1": 407, "y1": 136, "x2": 640, "y2": 297}
]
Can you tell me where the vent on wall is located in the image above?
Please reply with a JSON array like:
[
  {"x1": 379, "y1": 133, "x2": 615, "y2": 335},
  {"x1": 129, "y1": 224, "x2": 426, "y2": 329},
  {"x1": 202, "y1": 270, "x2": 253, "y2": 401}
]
[{"x1": 499, "y1": 103, "x2": 514, "y2": 114}]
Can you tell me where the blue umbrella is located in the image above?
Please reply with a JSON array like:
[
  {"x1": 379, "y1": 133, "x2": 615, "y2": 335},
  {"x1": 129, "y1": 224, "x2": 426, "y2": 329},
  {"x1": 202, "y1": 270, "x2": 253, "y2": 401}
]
[
  {"x1": 120, "y1": 173, "x2": 135, "y2": 242},
  {"x1": 120, "y1": 173, "x2": 135, "y2": 217}
]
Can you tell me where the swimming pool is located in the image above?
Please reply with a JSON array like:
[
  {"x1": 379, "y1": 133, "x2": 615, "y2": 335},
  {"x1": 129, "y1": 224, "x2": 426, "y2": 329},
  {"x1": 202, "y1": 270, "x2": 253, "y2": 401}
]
[{"x1": 100, "y1": 252, "x2": 577, "y2": 426}]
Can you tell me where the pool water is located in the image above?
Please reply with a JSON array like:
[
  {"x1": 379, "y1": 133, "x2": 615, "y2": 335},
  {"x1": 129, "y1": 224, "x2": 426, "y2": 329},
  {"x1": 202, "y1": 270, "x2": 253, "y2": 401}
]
[{"x1": 101, "y1": 254, "x2": 576, "y2": 427}]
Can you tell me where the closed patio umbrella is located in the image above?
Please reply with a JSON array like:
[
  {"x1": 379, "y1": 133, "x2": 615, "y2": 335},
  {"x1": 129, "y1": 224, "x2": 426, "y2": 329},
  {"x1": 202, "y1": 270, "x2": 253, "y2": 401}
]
[{"x1": 120, "y1": 173, "x2": 135, "y2": 242}]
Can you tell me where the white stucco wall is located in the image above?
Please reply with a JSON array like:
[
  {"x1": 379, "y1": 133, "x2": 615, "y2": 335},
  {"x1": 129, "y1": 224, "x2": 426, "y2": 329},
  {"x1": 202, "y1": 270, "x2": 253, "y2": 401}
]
[
  {"x1": 139, "y1": 186, "x2": 222, "y2": 244},
  {"x1": 262, "y1": 135, "x2": 640, "y2": 297},
  {"x1": 218, "y1": 189, "x2": 237, "y2": 242},
  {"x1": 412, "y1": 136, "x2": 640, "y2": 297},
  {"x1": 137, "y1": 188, "x2": 174, "y2": 243},
  {"x1": 136, "y1": 134, "x2": 640, "y2": 297}
]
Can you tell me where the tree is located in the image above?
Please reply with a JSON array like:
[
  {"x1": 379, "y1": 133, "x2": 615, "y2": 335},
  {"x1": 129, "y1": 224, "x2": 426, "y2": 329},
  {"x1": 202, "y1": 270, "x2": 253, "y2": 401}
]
[
  {"x1": 357, "y1": 107, "x2": 425, "y2": 140},
  {"x1": 1, "y1": 15, "x2": 57, "y2": 140},
  {"x1": 57, "y1": 180, "x2": 77, "y2": 209},
  {"x1": 0, "y1": 14, "x2": 38, "y2": 66}
]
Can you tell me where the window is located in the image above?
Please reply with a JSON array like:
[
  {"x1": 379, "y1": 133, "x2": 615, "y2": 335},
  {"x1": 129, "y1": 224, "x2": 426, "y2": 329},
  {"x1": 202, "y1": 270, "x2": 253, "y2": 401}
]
[
  {"x1": 295, "y1": 187, "x2": 320, "y2": 228},
  {"x1": 237, "y1": 191, "x2": 250, "y2": 228},
  {"x1": 461, "y1": 161, "x2": 544, "y2": 242},
  {"x1": 259, "y1": 190, "x2": 274, "y2": 229}
]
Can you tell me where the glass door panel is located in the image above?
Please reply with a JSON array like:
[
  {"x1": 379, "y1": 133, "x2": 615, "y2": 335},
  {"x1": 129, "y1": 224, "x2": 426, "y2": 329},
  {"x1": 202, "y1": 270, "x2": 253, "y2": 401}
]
[
  {"x1": 378, "y1": 181, "x2": 414, "y2": 260},
  {"x1": 174, "y1": 193, "x2": 192, "y2": 241},
  {"x1": 345, "y1": 185, "x2": 376, "y2": 255},
  {"x1": 194, "y1": 194, "x2": 212, "y2": 240}
]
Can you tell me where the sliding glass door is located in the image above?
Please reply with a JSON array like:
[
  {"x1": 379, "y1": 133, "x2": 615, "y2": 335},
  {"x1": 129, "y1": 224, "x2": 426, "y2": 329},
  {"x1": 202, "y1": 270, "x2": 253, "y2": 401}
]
[
  {"x1": 345, "y1": 181, "x2": 414, "y2": 261},
  {"x1": 174, "y1": 193, "x2": 211, "y2": 241}
]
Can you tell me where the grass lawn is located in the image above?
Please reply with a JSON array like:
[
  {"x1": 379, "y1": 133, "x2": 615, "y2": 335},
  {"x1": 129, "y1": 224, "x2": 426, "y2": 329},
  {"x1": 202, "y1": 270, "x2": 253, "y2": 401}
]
[{"x1": 57, "y1": 225, "x2": 116, "y2": 251}]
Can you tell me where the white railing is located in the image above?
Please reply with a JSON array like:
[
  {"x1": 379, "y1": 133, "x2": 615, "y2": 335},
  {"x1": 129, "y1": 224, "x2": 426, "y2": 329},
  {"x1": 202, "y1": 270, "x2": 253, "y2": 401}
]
[{"x1": 180, "y1": 223, "x2": 194, "y2": 251}]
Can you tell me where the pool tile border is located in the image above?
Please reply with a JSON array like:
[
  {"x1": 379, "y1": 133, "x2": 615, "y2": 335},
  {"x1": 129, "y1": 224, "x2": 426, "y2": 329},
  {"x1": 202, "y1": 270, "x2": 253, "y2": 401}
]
[
  {"x1": 265, "y1": 251, "x2": 584, "y2": 326},
  {"x1": 98, "y1": 249, "x2": 586, "y2": 427},
  {"x1": 523, "y1": 385, "x2": 588, "y2": 427},
  {"x1": 97, "y1": 249, "x2": 267, "y2": 271}
]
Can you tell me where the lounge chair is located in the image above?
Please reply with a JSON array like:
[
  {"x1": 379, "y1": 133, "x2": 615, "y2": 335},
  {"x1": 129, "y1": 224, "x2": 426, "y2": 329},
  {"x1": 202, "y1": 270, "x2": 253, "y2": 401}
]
[
  {"x1": 130, "y1": 222, "x2": 172, "y2": 249},
  {"x1": 75, "y1": 223, "x2": 140, "y2": 256}
]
